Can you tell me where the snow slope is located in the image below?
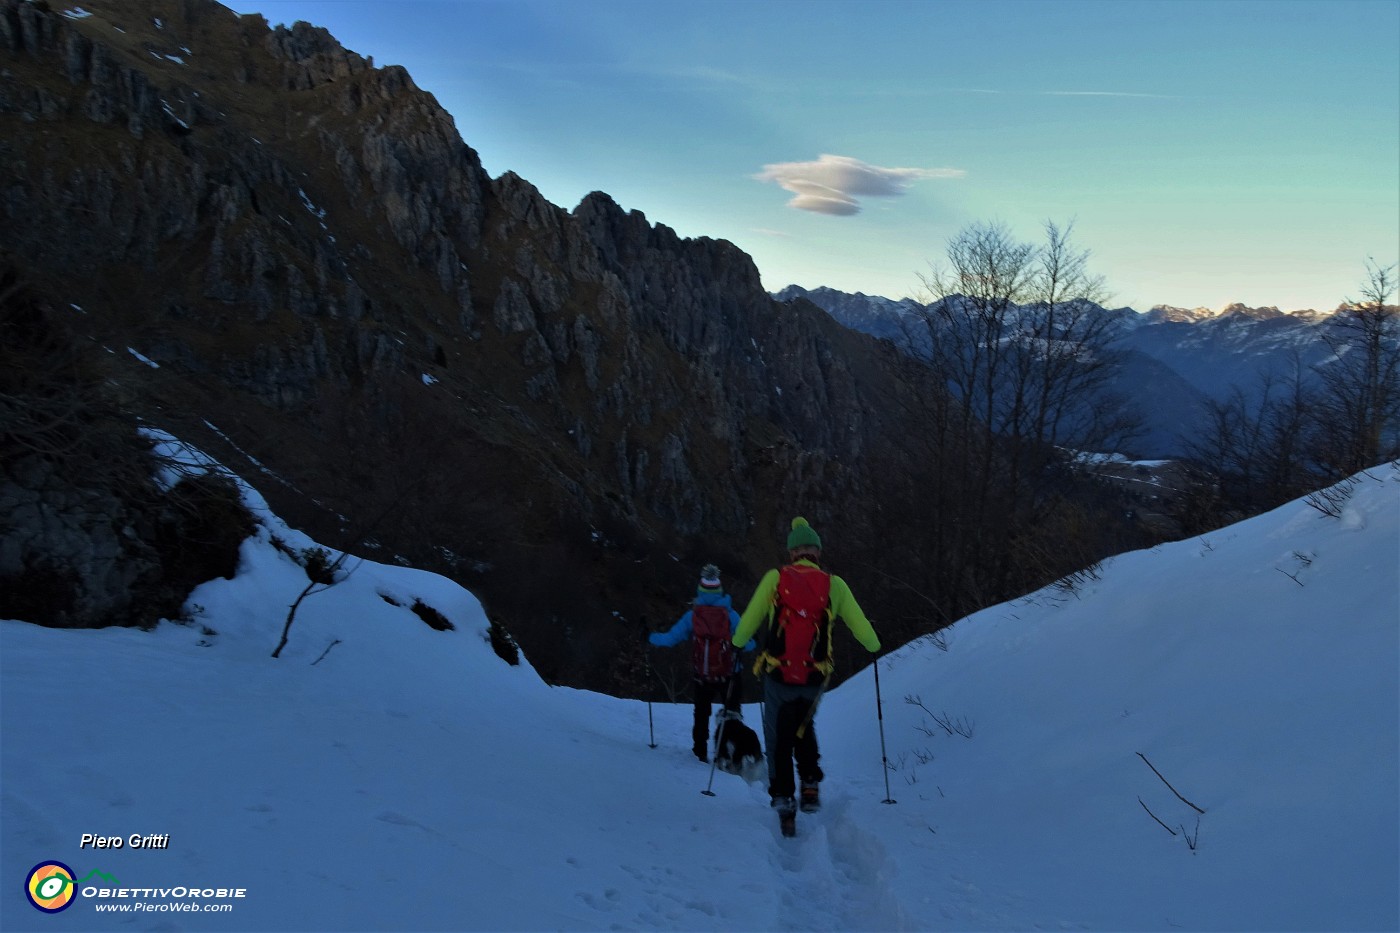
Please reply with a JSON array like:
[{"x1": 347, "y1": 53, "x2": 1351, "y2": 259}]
[{"x1": 3, "y1": 449, "x2": 1396, "y2": 932}]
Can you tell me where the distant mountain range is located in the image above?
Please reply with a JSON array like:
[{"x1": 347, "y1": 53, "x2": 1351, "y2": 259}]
[
  {"x1": 775, "y1": 286, "x2": 1350, "y2": 458},
  {"x1": 1117, "y1": 302, "x2": 1342, "y2": 407}
]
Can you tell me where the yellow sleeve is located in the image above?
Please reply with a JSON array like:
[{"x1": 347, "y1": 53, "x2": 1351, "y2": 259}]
[
  {"x1": 830, "y1": 575, "x2": 881, "y2": 653},
  {"x1": 733, "y1": 569, "x2": 780, "y2": 647}
]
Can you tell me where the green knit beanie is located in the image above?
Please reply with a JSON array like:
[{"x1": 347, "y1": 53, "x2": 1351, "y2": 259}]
[{"x1": 786, "y1": 517, "x2": 822, "y2": 551}]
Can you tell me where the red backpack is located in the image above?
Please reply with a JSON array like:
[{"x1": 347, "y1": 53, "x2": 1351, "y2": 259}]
[
  {"x1": 769, "y1": 564, "x2": 833, "y2": 685},
  {"x1": 691, "y1": 604, "x2": 736, "y2": 682}
]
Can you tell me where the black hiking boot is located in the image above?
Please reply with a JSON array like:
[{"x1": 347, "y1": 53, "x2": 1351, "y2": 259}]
[
  {"x1": 799, "y1": 780, "x2": 821, "y2": 813},
  {"x1": 772, "y1": 796, "x2": 797, "y2": 837}
]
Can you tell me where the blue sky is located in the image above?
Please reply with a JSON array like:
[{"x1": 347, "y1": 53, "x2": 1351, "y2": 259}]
[{"x1": 223, "y1": 0, "x2": 1399, "y2": 312}]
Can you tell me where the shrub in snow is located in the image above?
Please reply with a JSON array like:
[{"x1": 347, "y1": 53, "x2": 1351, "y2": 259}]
[
  {"x1": 410, "y1": 598, "x2": 453, "y2": 632},
  {"x1": 488, "y1": 615, "x2": 520, "y2": 666}
]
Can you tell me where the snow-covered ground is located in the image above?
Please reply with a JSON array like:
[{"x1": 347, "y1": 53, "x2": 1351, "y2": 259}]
[{"x1": 3, "y1": 448, "x2": 1397, "y2": 932}]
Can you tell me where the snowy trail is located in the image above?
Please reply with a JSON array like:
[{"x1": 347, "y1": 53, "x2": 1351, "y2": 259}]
[
  {"x1": 3, "y1": 460, "x2": 1396, "y2": 932},
  {"x1": 764, "y1": 790, "x2": 910, "y2": 932},
  {"x1": 560, "y1": 693, "x2": 916, "y2": 931}
]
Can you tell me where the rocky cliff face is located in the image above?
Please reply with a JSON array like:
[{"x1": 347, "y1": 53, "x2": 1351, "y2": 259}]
[{"x1": 1, "y1": 0, "x2": 931, "y2": 690}]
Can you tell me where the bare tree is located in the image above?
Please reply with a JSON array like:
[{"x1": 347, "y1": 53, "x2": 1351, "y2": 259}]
[
  {"x1": 904, "y1": 220, "x2": 1139, "y2": 604},
  {"x1": 1186, "y1": 360, "x2": 1318, "y2": 516},
  {"x1": 1003, "y1": 220, "x2": 1140, "y2": 502},
  {"x1": 896, "y1": 222, "x2": 1037, "y2": 618},
  {"x1": 1311, "y1": 259, "x2": 1400, "y2": 477}
]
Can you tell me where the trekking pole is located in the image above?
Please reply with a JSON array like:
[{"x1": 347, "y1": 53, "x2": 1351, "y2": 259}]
[
  {"x1": 701, "y1": 712, "x2": 721, "y2": 797},
  {"x1": 703, "y1": 662, "x2": 742, "y2": 797},
  {"x1": 640, "y1": 615, "x2": 656, "y2": 749},
  {"x1": 873, "y1": 655, "x2": 896, "y2": 804}
]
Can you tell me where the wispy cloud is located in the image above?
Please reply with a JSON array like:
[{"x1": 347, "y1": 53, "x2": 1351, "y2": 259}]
[
  {"x1": 909, "y1": 87, "x2": 1178, "y2": 99},
  {"x1": 754, "y1": 154, "x2": 964, "y2": 216},
  {"x1": 657, "y1": 65, "x2": 752, "y2": 86},
  {"x1": 1045, "y1": 90, "x2": 1179, "y2": 99}
]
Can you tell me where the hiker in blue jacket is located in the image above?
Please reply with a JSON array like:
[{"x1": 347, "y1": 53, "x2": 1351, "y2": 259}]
[{"x1": 646, "y1": 564, "x2": 755, "y2": 761}]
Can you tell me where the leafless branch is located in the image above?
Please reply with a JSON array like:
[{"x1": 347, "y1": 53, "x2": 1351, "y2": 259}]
[
  {"x1": 1138, "y1": 796, "x2": 1178, "y2": 836},
  {"x1": 1305, "y1": 475, "x2": 1359, "y2": 518},
  {"x1": 269, "y1": 489, "x2": 411, "y2": 658},
  {"x1": 906, "y1": 694, "x2": 975, "y2": 738},
  {"x1": 311, "y1": 639, "x2": 342, "y2": 666},
  {"x1": 1181, "y1": 815, "x2": 1201, "y2": 852},
  {"x1": 1137, "y1": 752, "x2": 1206, "y2": 814}
]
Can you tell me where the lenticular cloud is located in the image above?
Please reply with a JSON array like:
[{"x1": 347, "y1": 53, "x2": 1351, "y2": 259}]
[{"x1": 755, "y1": 153, "x2": 964, "y2": 215}]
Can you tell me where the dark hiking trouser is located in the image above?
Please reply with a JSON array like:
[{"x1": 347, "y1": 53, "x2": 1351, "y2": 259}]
[
  {"x1": 762, "y1": 676, "x2": 825, "y2": 800},
  {"x1": 692, "y1": 675, "x2": 741, "y2": 755}
]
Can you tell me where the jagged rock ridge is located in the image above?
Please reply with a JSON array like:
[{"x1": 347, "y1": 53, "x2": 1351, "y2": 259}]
[{"x1": 1, "y1": 0, "x2": 931, "y2": 690}]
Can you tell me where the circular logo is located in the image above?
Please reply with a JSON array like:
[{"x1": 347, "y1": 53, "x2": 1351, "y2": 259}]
[{"x1": 25, "y1": 861, "x2": 77, "y2": 913}]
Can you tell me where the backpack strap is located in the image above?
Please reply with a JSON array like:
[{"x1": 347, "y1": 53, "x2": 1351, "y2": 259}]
[{"x1": 751, "y1": 585, "x2": 786, "y2": 678}]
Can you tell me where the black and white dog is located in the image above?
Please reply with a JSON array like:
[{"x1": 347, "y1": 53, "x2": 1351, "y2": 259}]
[{"x1": 713, "y1": 708, "x2": 765, "y2": 783}]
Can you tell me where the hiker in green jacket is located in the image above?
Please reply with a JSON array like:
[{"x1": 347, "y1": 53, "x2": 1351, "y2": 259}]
[{"x1": 732, "y1": 517, "x2": 880, "y2": 836}]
